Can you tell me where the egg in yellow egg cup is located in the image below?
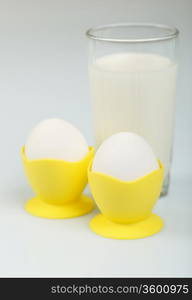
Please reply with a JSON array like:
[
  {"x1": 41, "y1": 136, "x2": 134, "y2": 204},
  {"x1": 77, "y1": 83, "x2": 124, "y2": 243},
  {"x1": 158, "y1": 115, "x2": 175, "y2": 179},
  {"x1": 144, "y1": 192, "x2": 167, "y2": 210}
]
[
  {"x1": 88, "y1": 160, "x2": 164, "y2": 239},
  {"x1": 22, "y1": 146, "x2": 94, "y2": 219}
]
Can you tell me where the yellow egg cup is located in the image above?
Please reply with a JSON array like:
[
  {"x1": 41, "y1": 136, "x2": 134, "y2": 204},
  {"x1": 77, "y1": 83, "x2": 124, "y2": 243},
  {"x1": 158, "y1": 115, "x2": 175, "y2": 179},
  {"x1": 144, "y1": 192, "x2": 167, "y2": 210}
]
[
  {"x1": 22, "y1": 146, "x2": 94, "y2": 219},
  {"x1": 88, "y1": 161, "x2": 164, "y2": 239}
]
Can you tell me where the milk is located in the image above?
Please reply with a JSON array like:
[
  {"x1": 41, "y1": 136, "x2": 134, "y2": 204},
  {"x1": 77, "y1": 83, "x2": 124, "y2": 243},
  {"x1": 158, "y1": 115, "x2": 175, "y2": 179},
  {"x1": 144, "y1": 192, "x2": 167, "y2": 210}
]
[{"x1": 89, "y1": 53, "x2": 177, "y2": 180}]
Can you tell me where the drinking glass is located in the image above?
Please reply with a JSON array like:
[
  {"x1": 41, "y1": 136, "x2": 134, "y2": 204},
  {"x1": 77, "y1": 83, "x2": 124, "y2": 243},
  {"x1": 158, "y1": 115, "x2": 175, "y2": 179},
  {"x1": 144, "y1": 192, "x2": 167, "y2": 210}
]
[{"x1": 86, "y1": 23, "x2": 179, "y2": 195}]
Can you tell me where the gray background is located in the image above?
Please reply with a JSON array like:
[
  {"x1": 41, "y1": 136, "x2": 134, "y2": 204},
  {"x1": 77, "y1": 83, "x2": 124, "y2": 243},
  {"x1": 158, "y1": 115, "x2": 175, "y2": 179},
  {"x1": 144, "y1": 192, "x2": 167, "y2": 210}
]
[{"x1": 0, "y1": 0, "x2": 191, "y2": 277}]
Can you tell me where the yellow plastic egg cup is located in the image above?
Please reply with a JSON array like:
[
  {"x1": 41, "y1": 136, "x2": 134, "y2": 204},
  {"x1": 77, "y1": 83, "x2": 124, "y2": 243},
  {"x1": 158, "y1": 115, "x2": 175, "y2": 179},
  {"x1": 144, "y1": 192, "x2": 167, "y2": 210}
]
[
  {"x1": 88, "y1": 160, "x2": 164, "y2": 239},
  {"x1": 22, "y1": 146, "x2": 94, "y2": 219}
]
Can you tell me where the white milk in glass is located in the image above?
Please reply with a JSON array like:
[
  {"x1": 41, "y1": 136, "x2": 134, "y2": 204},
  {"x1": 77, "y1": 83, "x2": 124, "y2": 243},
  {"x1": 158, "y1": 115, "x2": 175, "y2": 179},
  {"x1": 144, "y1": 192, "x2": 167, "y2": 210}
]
[{"x1": 90, "y1": 53, "x2": 177, "y2": 180}]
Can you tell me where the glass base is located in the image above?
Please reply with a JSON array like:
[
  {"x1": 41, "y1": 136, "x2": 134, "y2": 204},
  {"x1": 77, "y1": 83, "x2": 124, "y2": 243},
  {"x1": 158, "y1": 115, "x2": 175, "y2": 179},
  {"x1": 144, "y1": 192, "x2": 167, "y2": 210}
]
[{"x1": 161, "y1": 173, "x2": 170, "y2": 197}]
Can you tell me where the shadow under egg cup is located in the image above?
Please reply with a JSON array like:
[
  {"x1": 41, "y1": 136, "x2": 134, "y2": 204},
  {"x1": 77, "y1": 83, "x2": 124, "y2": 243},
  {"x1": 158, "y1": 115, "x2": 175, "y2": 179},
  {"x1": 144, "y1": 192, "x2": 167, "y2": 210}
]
[
  {"x1": 88, "y1": 161, "x2": 164, "y2": 239},
  {"x1": 22, "y1": 146, "x2": 94, "y2": 219}
]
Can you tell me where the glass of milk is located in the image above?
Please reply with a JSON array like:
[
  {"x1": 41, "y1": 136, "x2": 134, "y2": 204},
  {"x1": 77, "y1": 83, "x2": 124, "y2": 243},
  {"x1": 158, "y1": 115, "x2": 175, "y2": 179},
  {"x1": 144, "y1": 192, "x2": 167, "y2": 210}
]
[{"x1": 86, "y1": 23, "x2": 179, "y2": 195}]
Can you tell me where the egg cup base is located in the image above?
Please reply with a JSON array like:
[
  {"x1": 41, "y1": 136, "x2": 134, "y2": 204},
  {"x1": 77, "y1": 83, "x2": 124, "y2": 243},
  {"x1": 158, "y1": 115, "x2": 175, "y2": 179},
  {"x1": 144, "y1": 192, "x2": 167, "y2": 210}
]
[
  {"x1": 90, "y1": 213, "x2": 163, "y2": 240},
  {"x1": 25, "y1": 194, "x2": 94, "y2": 219}
]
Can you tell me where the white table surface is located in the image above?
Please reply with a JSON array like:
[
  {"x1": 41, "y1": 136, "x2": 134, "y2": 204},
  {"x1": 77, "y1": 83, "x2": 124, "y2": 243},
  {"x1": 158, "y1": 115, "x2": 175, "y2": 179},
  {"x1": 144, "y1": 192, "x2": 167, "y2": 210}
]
[{"x1": 0, "y1": 174, "x2": 191, "y2": 278}]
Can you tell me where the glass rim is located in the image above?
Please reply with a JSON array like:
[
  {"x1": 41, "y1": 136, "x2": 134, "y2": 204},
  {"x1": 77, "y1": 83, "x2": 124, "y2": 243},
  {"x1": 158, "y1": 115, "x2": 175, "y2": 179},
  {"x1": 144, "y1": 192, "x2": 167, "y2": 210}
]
[{"x1": 86, "y1": 23, "x2": 179, "y2": 43}]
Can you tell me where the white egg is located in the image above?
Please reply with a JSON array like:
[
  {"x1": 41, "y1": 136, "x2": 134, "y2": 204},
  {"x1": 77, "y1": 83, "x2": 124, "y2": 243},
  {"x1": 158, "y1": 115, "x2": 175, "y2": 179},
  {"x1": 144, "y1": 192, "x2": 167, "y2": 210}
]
[
  {"x1": 25, "y1": 118, "x2": 89, "y2": 162},
  {"x1": 92, "y1": 132, "x2": 159, "y2": 181}
]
